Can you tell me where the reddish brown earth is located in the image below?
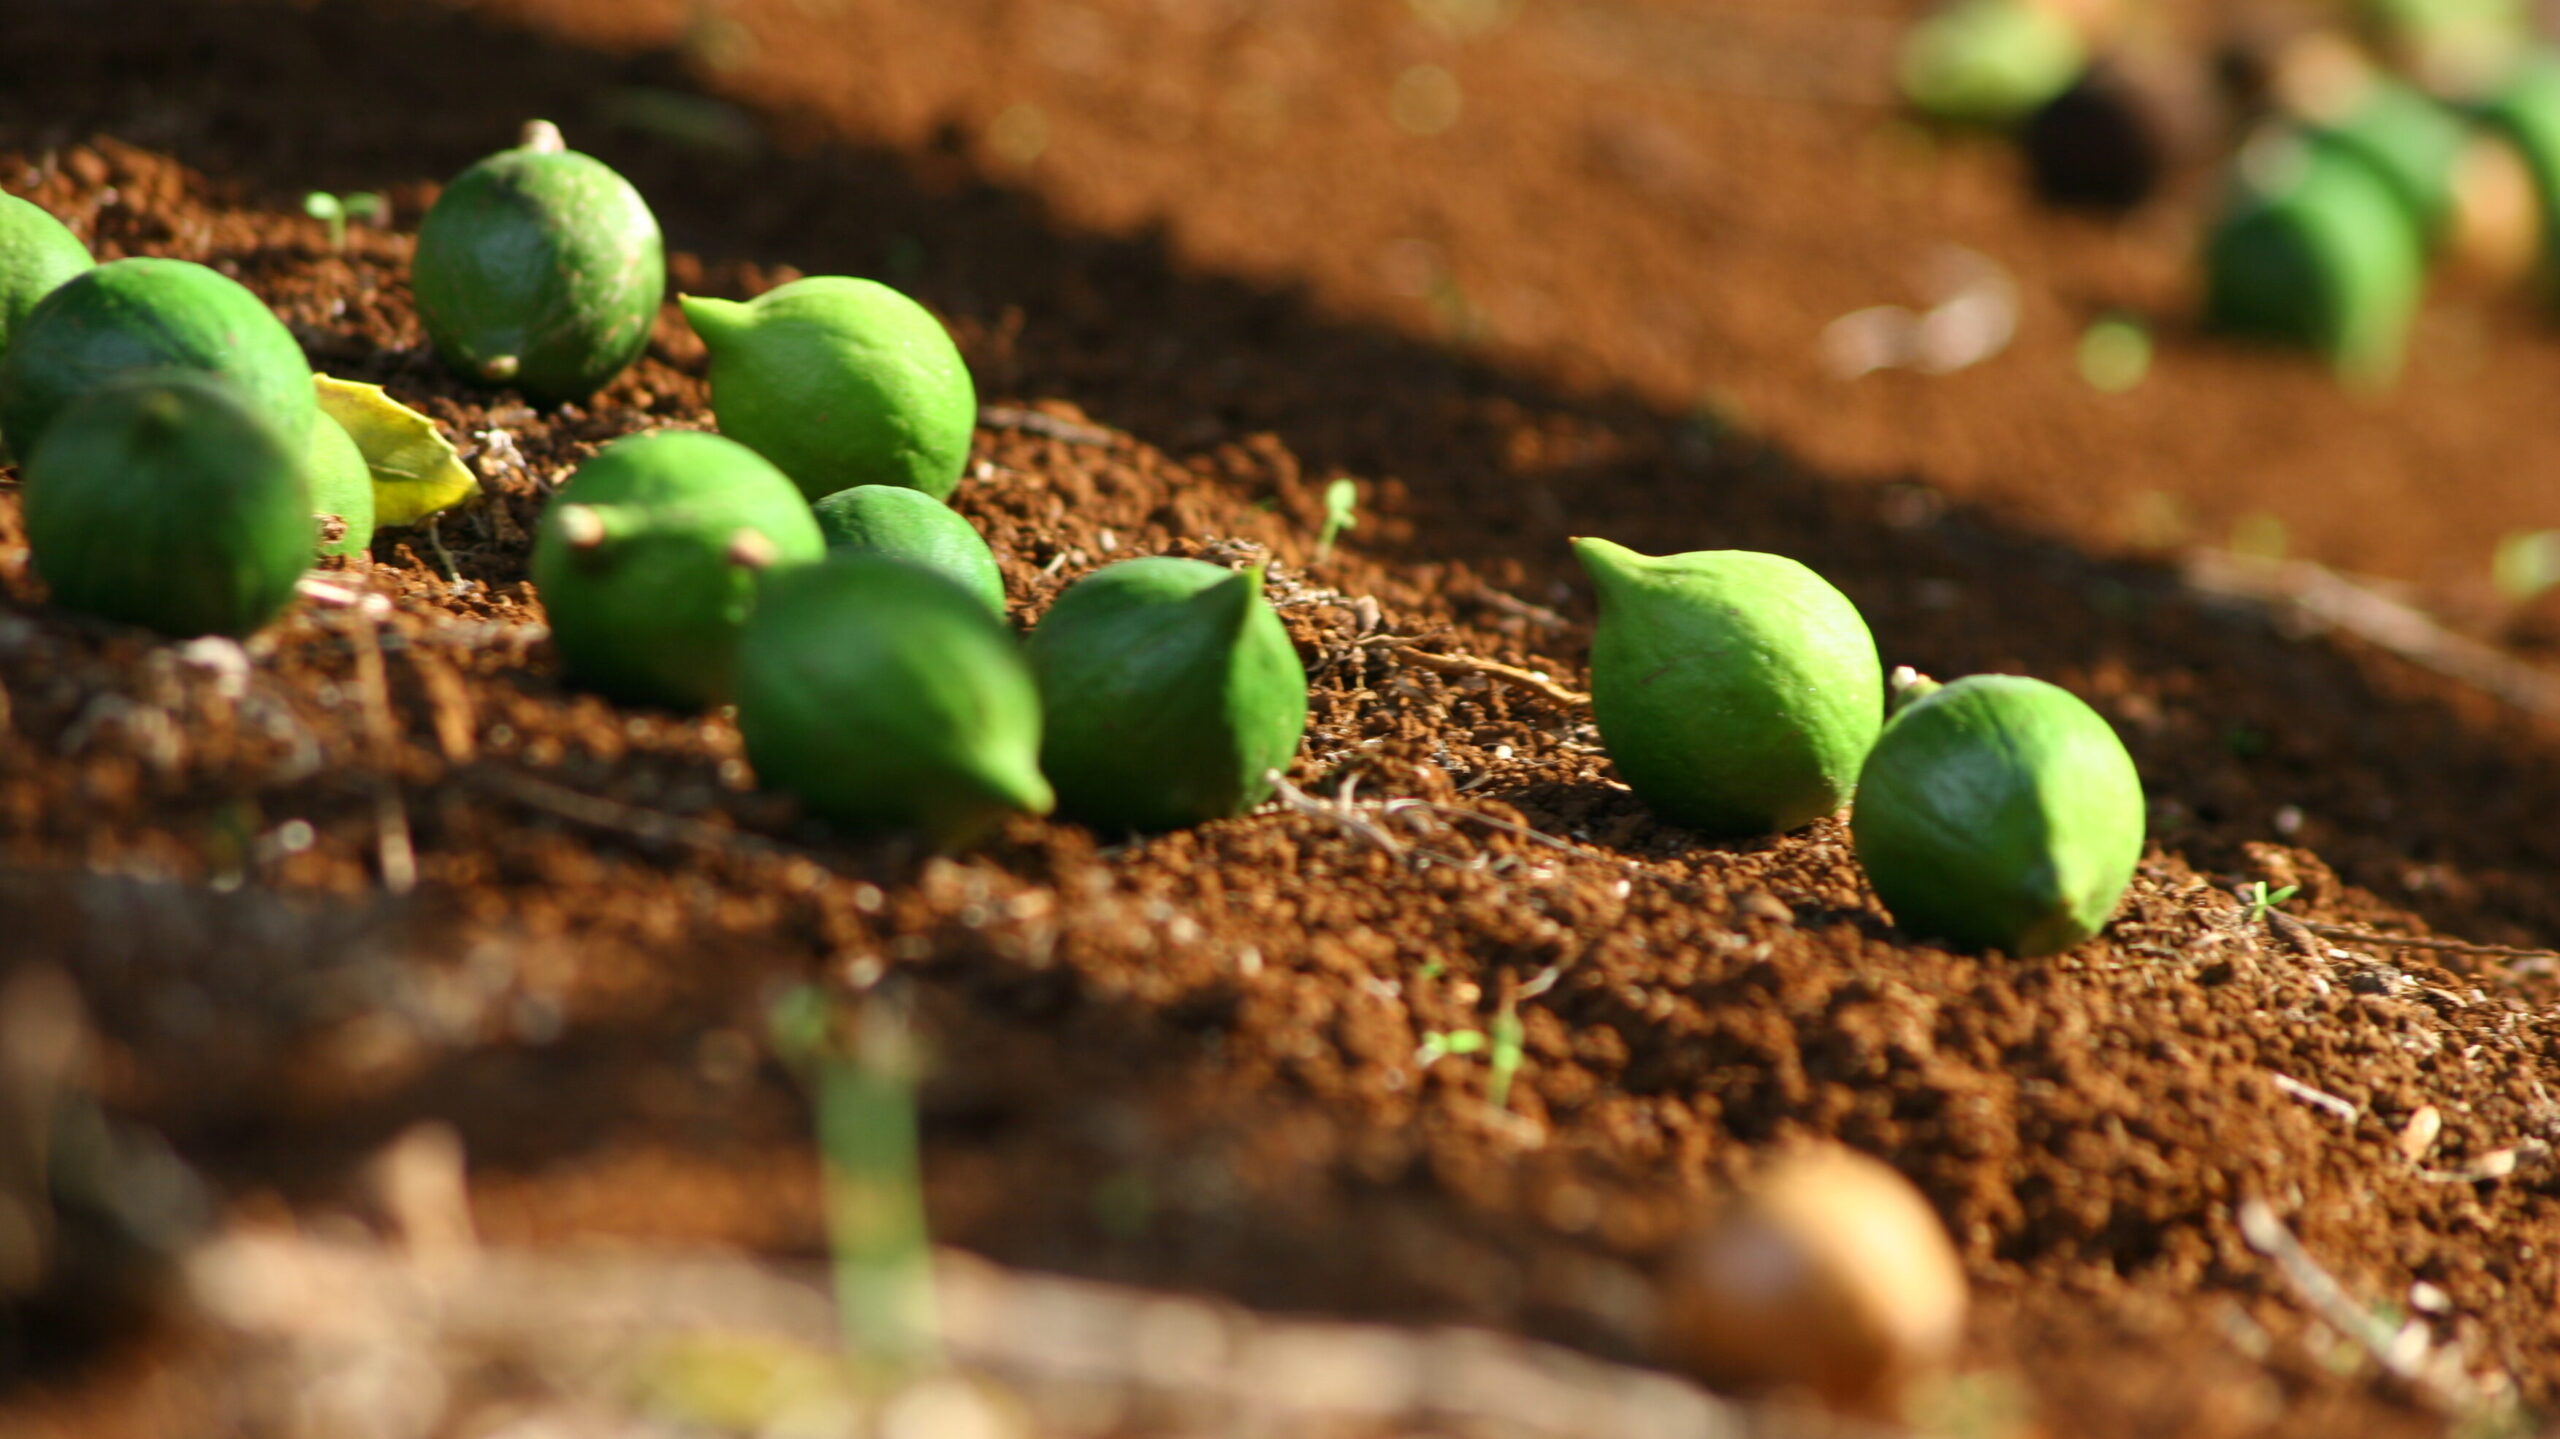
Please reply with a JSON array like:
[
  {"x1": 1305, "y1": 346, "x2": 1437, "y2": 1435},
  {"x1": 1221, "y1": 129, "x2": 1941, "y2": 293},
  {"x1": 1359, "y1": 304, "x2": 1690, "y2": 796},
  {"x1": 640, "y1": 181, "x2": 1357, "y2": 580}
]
[{"x1": 5, "y1": 1, "x2": 2560, "y2": 1436}]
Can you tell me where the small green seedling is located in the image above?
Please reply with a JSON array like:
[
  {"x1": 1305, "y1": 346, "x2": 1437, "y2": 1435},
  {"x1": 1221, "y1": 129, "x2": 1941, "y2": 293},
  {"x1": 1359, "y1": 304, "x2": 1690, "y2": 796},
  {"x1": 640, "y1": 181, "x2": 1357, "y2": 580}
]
[
  {"x1": 767, "y1": 987, "x2": 938, "y2": 1377},
  {"x1": 2240, "y1": 881, "x2": 2301, "y2": 926},
  {"x1": 1316, "y1": 477, "x2": 1360, "y2": 561},
  {"x1": 1485, "y1": 995, "x2": 1525, "y2": 1112},
  {"x1": 302, "y1": 190, "x2": 386, "y2": 251},
  {"x1": 1414, "y1": 1028, "x2": 1486, "y2": 1068}
]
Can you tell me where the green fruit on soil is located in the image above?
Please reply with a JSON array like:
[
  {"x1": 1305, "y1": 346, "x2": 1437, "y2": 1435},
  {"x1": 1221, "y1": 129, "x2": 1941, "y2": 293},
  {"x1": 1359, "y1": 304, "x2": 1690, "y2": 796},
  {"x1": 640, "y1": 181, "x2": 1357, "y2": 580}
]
[
  {"x1": 303, "y1": 412, "x2": 376, "y2": 558},
  {"x1": 0, "y1": 192, "x2": 93, "y2": 462},
  {"x1": 2306, "y1": 80, "x2": 2466, "y2": 246},
  {"x1": 0, "y1": 193, "x2": 92, "y2": 362},
  {"x1": 2204, "y1": 135, "x2": 2424, "y2": 384},
  {"x1": 1851, "y1": 674, "x2": 2145, "y2": 956},
  {"x1": 412, "y1": 121, "x2": 664, "y2": 403},
  {"x1": 1574, "y1": 537, "x2": 1883, "y2": 837},
  {"x1": 1026, "y1": 557, "x2": 1308, "y2": 833},
  {"x1": 735, "y1": 555, "x2": 1052, "y2": 847},
  {"x1": 531, "y1": 430, "x2": 825, "y2": 710},
  {"x1": 23, "y1": 371, "x2": 311, "y2": 639},
  {"x1": 2475, "y1": 54, "x2": 2560, "y2": 290},
  {"x1": 811, "y1": 484, "x2": 1005, "y2": 616},
  {"x1": 1897, "y1": 0, "x2": 2086, "y2": 127},
  {"x1": 0, "y1": 257, "x2": 317, "y2": 459},
  {"x1": 681, "y1": 277, "x2": 976, "y2": 501}
]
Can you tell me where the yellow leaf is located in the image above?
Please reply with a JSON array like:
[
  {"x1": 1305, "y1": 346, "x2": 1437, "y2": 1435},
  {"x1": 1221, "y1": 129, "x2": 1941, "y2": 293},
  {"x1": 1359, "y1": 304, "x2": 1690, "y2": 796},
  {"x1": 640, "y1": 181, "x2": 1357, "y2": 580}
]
[{"x1": 312, "y1": 375, "x2": 480, "y2": 528}]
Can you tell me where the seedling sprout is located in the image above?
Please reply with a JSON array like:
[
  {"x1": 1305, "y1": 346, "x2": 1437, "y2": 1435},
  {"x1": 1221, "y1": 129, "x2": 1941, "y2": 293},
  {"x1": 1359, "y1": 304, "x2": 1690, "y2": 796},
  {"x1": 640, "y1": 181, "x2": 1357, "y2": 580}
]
[
  {"x1": 1316, "y1": 476, "x2": 1360, "y2": 561},
  {"x1": 302, "y1": 190, "x2": 386, "y2": 251},
  {"x1": 2240, "y1": 880, "x2": 2301, "y2": 926}
]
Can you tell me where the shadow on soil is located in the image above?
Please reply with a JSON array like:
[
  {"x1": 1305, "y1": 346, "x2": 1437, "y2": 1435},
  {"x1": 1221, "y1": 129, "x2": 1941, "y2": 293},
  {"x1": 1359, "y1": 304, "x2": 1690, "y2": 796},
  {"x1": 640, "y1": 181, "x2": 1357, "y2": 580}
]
[{"x1": 3, "y1": 0, "x2": 2558, "y2": 1361}]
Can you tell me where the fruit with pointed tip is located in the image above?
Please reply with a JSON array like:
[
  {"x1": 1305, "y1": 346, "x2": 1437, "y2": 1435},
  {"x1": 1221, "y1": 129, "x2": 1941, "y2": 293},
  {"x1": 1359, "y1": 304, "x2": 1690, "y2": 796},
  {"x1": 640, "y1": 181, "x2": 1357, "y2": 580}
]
[
  {"x1": 681, "y1": 276, "x2": 976, "y2": 501},
  {"x1": 736, "y1": 555, "x2": 1053, "y2": 847},
  {"x1": 22, "y1": 371, "x2": 311, "y2": 639},
  {"x1": 1027, "y1": 556, "x2": 1308, "y2": 832},
  {"x1": 0, "y1": 257, "x2": 317, "y2": 460},
  {"x1": 1850, "y1": 673, "x2": 2144, "y2": 955},
  {"x1": 1573, "y1": 537, "x2": 1882, "y2": 836},
  {"x1": 412, "y1": 120, "x2": 664, "y2": 403},
  {"x1": 530, "y1": 430, "x2": 824, "y2": 710},
  {"x1": 810, "y1": 484, "x2": 1005, "y2": 616}
]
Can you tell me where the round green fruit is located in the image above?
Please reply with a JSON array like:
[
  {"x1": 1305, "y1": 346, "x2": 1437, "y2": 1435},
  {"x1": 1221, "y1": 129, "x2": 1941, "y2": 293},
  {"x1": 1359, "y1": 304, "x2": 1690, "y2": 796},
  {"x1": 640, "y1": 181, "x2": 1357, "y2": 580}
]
[
  {"x1": 23, "y1": 371, "x2": 311, "y2": 639},
  {"x1": 810, "y1": 484, "x2": 1005, "y2": 616},
  {"x1": 0, "y1": 257, "x2": 317, "y2": 459},
  {"x1": 736, "y1": 555, "x2": 1052, "y2": 847},
  {"x1": 413, "y1": 121, "x2": 664, "y2": 404},
  {"x1": 303, "y1": 412, "x2": 376, "y2": 558},
  {"x1": 1026, "y1": 557, "x2": 1308, "y2": 833},
  {"x1": 1851, "y1": 674, "x2": 2145, "y2": 956},
  {"x1": 1897, "y1": 0, "x2": 2086, "y2": 127},
  {"x1": 2475, "y1": 53, "x2": 2560, "y2": 290},
  {"x1": 1574, "y1": 537, "x2": 1882, "y2": 837},
  {"x1": 530, "y1": 430, "x2": 825, "y2": 710},
  {"x1": 2204, "y1": 134, "x2": 2424, "y2": 384},
  {"x1": 0, "y1": 193, "x2": 92, "y2": 362},
  {"x1": 2306, "y1": 80, "x2": 2466, "y2": 247},
  {"x1": 681, "y1": 277, "x2": 976, "y2": 501}
]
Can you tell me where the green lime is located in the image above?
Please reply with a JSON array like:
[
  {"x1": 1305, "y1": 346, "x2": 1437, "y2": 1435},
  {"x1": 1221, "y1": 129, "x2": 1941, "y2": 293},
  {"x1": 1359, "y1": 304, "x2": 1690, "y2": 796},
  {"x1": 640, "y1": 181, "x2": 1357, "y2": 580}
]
[
  {"x1": 531, "y1": 429, "x2": 826, "y2": 711},
  {"x1": 810, "y1": 484, "x2": 1005, "y2": 616},
  {"x1": 736, "y1": 555, "x2": 1052, "y2": 846},
  {"x1": 1027, "y1": 557, "x2": 1308, "y2": 832},
  {"x1": 0, "y1": 257, "x2": 317, "y2": 459},
  {"x1": 303, "y1": 411, "x2": 376, "y2": 559},
  {"x1": 23, "y1": 371, "x2": 311, "y2": 639},
  {"x1": 413, "y1": 121, "x2": 664, "y2": 403},
  {"x1": 1575, "y1": 537, "x2": 1883, "y2": 836},
  {"x1": 682, "y1": 276, "x2": 976, "y2": 501},
  {"x1": 2204, "y1": 133, "x2": 2425, "y2": 384},
  {"x1": 1897, "y1": 0, "x2": 2086, "y2": 127}
]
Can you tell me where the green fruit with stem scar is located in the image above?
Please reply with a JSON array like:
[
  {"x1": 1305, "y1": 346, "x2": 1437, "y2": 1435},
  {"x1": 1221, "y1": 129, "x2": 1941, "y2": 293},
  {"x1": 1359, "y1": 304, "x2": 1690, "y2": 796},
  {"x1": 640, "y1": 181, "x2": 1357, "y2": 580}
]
[
  {"x1": 1851, "y1": 673, "x2": 2145, "y2": 956},
  {"x1": 1027, "y1": 556, "x2": 1308, "y2": 833},
  {"x1": 0, "y1": 257, "x2": 317, "y2": 460},
  {"x1": 23, "y1": 371, "x2": 310, "y2": 639},
  {"x1": 1575, "y1": 537, "x2": 1883, "y2": 836},
  {"x1": 303, "y1": 412, "x2": 376, "y2": 559},
  {"x1": 531, "y1": 430, "x2": 825, "y2": 710},
  {"x1": 413, "y1": 121, "x2": 664, "y2": 403},
  {"x1": 735, "y1": 555, "x2": 1052, "y2": 847},
  {"x1": 0, "y1": 192, "x2": 93, "y2": 459},
  {"x1": 811, "y1": 483, "x2": 1005, "y2": 616},
  {"x1": 681, "y1": 277, "x2": 976, "y2": 501}
]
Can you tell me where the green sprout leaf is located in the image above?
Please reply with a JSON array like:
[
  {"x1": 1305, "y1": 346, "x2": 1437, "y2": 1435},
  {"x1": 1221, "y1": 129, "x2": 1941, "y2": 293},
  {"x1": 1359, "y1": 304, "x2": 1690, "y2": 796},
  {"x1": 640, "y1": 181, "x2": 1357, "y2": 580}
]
[
  {"x1": 2241, "y1": 880, "x2": 2301, "y2": 925},
  {"x1": 1415, "y1": 1028, "x2": 1486, "y2": 1068},
  {"x1": 1316, "y1": 476, "x2": 1360, "y2": 561},
  {"x1": 1486, "y1": 996, "x2": 1524, "y2": 1112},
  {"x1": 302, "y1": 191, "x2": 386, "y2": 252}
]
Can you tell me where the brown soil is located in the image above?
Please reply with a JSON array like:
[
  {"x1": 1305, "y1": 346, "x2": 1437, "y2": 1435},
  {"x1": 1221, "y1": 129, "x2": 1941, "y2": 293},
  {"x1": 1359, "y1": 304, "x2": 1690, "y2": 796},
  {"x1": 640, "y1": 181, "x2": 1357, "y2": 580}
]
[{"x1": 4, "y1": 1, "x2": 2560, "y2": 1435}]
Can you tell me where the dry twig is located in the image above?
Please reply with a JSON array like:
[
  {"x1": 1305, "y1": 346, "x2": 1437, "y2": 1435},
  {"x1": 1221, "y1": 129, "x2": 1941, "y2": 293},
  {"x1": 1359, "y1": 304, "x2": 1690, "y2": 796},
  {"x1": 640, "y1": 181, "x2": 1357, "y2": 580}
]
[
  {"x1": 461, "y1": 765, "x2": 794, "y2": 859},
  {"x1": 1364, "y1": 638, "x2": 1591, "y2": 709},
  {"x1": 2294, "y1": 920, "x2": 2560, "y2": 964},
  {"x1": 977, "y1": 404, "x2": 1115, "y2": 447},
  {"x1": 345, "y1": 607, "x2": 416, "y2": 895}
]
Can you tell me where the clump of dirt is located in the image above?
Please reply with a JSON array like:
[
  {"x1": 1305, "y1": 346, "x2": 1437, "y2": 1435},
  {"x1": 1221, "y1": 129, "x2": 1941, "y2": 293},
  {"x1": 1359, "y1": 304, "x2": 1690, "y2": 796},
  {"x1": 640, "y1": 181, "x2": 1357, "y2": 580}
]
[{"x1": 2, "y1": 4, "x2": 2560, "y2": 1437}]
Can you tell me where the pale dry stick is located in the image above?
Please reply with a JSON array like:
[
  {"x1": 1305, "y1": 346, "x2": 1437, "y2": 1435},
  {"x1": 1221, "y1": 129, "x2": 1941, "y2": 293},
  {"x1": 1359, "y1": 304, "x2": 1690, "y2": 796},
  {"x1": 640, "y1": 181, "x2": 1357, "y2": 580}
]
[
  {"x1": 977, "y1": 404, "x2": 1115, "y2": 448},
  {"x1": 344, "y1": 606, "x2": 417, "y2": 896},
  {"x1": 2293, "y1": 921, "x2": 2560, "y2": 964},
  {"x1": 2268, "y1": 1071, "x2": 2358, "y2": 1125},
  {"x1": 461, "y1": 764, "x2": 797, "y2": 859},
  {"x1": 1380, "y1": 795, "x2": 1681, "y2": 892},
  {"x1": 1362, "y1": 636, "x2": 1592, "y2": 709},
  {"x1": 1264, "y1": 770, "x2": 1410, "y2": 859},
  {"x1": 2234, "y1": 1199, "x2": 2463, "y2": 1406},
  {"x1": 2183, "y1": 548, "x2": 2560, "y2": 723}
]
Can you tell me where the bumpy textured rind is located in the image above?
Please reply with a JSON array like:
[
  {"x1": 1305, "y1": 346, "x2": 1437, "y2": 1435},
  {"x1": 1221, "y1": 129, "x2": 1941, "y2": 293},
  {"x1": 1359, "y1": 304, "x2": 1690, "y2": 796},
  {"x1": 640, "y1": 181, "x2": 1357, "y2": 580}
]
[
  {"x1": 1850, "y1": 674, "x2": 2146, "y2": 956},
  {"x1": 1027, "y1": 557, "x2": 1309, "y2": 833},
  {"x1": 810, "y1": 483, "x2": 1006, "y2": 616},
  {"x1": 0, "y1": 257, "x2": 317, "y2": 459},
  {"x1": 23, "y1": 371, "x2": 311, "y2": 639},
  {"x1": 1575, "y1": 537, "x2": 1883, "y2": 837},
  {"x1": 413, "y1": 141, "x2": 664, "y2": 403},
  {"x1": 682, "y1": 278, "x2": 976, "y2": 501},
  {"x1": 303, "y1": 412, "x2": 378, "y2": 559},
  {"x1": 2203, "y1": 140, "x2": 2425, "y2": 384},
  {"x1": 735, "y1": 555, "x2": 1052, "y2": 847},
  {"x1": 529, "y1": 430, "x2": 825, "y2": 710}
]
